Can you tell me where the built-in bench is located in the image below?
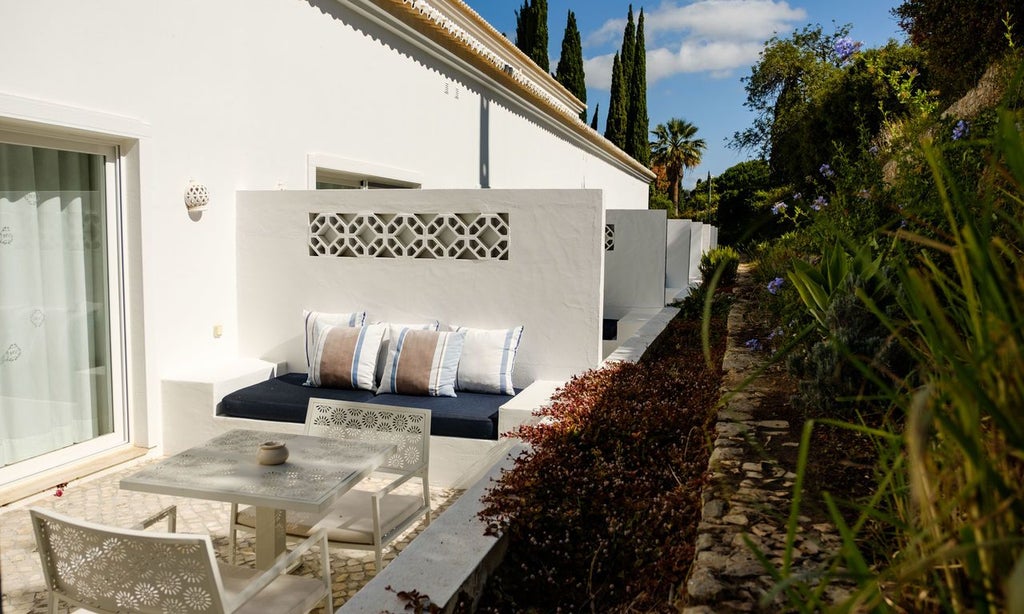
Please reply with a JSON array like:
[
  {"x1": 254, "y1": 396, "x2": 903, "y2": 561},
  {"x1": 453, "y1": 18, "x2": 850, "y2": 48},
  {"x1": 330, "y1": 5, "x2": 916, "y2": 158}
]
[{"x1": 218, "y1": 372, "x2": 514, "y2": 440}]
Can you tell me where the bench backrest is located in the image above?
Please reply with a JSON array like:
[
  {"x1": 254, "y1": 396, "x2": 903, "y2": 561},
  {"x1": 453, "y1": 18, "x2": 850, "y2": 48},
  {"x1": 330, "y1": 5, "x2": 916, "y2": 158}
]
[{"x1": 236, "y1": 189, "x2": 605, "y2": 389}]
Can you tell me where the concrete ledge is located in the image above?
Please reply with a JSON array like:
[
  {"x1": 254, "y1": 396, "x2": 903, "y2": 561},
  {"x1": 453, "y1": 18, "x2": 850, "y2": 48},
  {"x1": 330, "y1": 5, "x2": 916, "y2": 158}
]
[
  {"x1": 602, "y1": 306, "x2": 680, "y2": 365},
  {"x1": 340, "y1": 441, "x2": 527, "y2": 613}
]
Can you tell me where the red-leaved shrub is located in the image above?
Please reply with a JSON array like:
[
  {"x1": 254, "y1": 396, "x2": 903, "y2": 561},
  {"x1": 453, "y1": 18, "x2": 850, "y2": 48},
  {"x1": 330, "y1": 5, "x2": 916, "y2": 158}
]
[{"x1": 477, "y1": 309, "x2": 728, "y2": 612}]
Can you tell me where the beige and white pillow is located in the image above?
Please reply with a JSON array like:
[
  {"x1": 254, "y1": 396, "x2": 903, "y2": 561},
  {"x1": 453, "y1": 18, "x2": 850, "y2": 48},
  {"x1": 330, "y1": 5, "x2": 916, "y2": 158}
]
[
  {"x1": 373, "y1": 320, "x2": 441, "y2": 385},
  {"x1": 376, "y1": 328, "x2": 466, "y2": 397},
  {"x1": 308, "y1": 323, "x2": 386, "y2": 390},
  {"x1": 303, "y1": 310, "x2": 365, "y2": 382},
  {"x1": 453, "y1": 325, "x2": 524, "y2": 395}
]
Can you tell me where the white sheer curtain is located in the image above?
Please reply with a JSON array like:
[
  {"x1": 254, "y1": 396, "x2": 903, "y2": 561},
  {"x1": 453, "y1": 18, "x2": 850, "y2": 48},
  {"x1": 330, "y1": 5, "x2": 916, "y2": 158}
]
[{"x1": 0, "y1": 143, "x2": 112, "y2": 468}]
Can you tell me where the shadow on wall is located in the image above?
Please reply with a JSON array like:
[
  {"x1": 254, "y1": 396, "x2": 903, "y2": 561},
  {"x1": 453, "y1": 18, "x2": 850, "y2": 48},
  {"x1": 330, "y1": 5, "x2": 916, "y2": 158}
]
[{"x1": 303, "y1": 0, "x2": 586, "y2": 180}]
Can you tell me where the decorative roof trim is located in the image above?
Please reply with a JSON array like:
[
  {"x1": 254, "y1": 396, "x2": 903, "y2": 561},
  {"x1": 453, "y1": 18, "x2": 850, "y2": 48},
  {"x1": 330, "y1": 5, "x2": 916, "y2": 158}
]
[{"x1": 365, "y1": 0, "x2": 656, "y2": 182}]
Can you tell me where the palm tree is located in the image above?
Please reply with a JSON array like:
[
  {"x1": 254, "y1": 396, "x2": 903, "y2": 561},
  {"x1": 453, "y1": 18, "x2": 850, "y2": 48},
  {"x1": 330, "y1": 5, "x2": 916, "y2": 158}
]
[{"x1": 649, "y1": 118, "x2": 706, "y2": 217}]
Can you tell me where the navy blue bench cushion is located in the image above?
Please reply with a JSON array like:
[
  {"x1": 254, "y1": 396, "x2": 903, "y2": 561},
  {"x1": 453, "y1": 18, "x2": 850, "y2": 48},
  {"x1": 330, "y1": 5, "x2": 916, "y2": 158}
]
[{"x1": 217, "y1": 373, "x2": 505, "y2": 440}]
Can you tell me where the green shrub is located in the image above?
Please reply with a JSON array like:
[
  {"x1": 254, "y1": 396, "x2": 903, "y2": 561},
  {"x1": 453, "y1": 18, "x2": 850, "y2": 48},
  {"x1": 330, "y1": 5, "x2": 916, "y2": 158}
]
[
  {"x1": 764, "y1": 91, "x2": 1024, "y2": 612},
  {"x1": 699, "y1": 245, "x2": 740, "y2": 287}
]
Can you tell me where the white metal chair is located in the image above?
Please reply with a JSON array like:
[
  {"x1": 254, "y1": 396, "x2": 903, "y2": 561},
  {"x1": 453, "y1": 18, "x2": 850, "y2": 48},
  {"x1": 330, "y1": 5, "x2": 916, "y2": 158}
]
[
  {"x1": 230, "y1": 399, "x2": 431, "y2": 571},
  {"x1": 31, "y1": 506, "x2": 332, "y2": 614}
]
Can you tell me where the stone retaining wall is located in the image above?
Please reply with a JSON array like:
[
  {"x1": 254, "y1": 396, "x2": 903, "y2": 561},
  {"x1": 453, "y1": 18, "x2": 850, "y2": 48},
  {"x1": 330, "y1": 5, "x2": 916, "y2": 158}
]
[{"x1": 681, "y1": 265, "x2": 847, "y2": 612}]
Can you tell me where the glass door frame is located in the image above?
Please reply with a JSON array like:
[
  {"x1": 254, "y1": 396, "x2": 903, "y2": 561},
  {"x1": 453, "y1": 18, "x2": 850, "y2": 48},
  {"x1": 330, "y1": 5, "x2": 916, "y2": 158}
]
[{"x1": 0, "y1": 129, "x2": 129, "y2": 485}]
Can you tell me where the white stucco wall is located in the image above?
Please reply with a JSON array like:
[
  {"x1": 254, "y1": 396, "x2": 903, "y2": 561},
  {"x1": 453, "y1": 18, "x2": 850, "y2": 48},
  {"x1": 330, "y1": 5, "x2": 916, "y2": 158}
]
[
  {"x1": 666, "y1": 219, "x2": 694, "y2": 289},
  {"x1": 603, "y1": 210, "x2": 667, "y2": 320},
  {"x1": 689, "y1": 222, "x2": 705, "y2": 283},
  {"x1": 0, "y1": 0, "x2": 649, "y2": 448},
  {"x1": 236, "y1": 189, "x2": 604, "y2": 388}
]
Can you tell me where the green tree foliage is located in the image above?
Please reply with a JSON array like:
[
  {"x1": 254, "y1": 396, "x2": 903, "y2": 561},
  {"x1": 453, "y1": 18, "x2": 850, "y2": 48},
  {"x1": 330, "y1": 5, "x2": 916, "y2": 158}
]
[
  {"x1": 515, "y1": 0, "x2": 549, "y2": 72},
  {"x1": 650, "y1": 118, "x2": 706, "y2": 217},
  {"x1": 554, "y1": 11, "x2": 587, "y2": 122},
  {"x1": 590, "y1": 103, "x2": 600, "y2": 130},
  {"x1": 732, "y1": 25, "x2": 852, "y2": 161},
  {"x1": 713, "y1": 159, "x2": 771, "y2": 246},
  {"x1": 733, "y1": 24, "x2": 929, "y2": 188},
  {"x1": 894, "y1": 0, "x2": 1020, "y2": 102},
  {"x1": 683, "y1": 175, "x2": 719, "y2": 224},
  {"x1": 620, "y1": 5, "x2": 636, "y2": 87},
  {"x1": 626, "y1": 9, "x2": 649, "y2": 165},
  {"x1": 604, "y1": 52, "x2": 628, "y2": 147}
]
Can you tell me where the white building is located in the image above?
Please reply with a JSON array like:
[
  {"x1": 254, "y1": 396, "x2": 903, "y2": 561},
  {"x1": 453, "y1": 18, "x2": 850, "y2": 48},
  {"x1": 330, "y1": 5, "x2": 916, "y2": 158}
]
[{"x1": 0, "y1": 0, "x2": 692, "y2": 496}]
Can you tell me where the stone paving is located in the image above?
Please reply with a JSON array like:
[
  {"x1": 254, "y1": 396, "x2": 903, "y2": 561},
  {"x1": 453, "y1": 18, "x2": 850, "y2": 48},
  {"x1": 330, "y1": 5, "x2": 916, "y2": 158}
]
[
  {"x1": 681, "y1": 265, "x2": 848, "y2": 612},
  {"x1": 0, "y1": 455, "x2": 458, "y2": 613}
]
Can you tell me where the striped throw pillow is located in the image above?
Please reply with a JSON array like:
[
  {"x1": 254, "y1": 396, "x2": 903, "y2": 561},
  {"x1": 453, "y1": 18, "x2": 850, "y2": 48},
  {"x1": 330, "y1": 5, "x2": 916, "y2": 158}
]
[
  {"x1": 453, "y1": 325, "x2": 524, "y2": 395},
  {"x1": 308, "y1": 323, "x2": 386, "y2": 390},
  {"x1": 303, "y1": 310, "x2": 365, "y2": 383},
  {"x1": 376, "y1": 328, "x2": 466, "y2": 397},
  {"x1": 373, "y1": 321, "x2": 441, "y2": 386}
]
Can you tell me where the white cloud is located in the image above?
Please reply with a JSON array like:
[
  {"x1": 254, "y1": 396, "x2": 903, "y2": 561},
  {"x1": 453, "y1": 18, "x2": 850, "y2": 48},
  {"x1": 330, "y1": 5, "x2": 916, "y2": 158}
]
[{"x1": 584, "y1": 0, "x2": 806, "y2": 89}]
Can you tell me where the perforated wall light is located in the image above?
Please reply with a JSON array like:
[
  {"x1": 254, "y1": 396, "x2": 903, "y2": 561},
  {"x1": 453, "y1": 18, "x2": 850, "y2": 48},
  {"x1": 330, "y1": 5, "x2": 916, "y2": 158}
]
[{"x1": 184, "y1": 180, "x2": 210, "y2": 213}]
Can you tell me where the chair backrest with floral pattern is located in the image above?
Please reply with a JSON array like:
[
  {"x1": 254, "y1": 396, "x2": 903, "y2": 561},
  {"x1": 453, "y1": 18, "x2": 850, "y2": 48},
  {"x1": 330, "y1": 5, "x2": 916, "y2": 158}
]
[
  {"x1": 304, "y1": 399, "x2": 430, "y2": 476},
  {"x1": 31, "y1": 507, "x2": 229, "y2": 613}
]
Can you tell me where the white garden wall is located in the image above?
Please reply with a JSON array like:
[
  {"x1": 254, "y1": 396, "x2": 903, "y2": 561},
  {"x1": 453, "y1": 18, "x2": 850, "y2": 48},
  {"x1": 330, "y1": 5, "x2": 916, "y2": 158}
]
[
  {"x1": 666, "y1": 219, "x2": 695, "y2": 291},
  {"x1": 603, "y1": 210, "x2": 667, "y2": 320},
  {"x1": 689, "y1": 222, "x2": 705, "y2": 283},
  {"x1": 236, "y1": 189, "x2": 604, "y2": 387}
]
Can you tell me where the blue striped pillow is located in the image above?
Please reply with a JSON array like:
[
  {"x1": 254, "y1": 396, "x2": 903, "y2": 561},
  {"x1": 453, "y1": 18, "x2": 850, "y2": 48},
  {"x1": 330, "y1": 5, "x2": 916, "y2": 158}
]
[
  {"x1": 308, "y1": 323, "x2": 386, "y2": 390},
  {"x1": 376, "y1": 329, "x2": 466, "y2": 397},
  {"x1": 453, "y1": 325, "x2": 524, "y2": 395}
]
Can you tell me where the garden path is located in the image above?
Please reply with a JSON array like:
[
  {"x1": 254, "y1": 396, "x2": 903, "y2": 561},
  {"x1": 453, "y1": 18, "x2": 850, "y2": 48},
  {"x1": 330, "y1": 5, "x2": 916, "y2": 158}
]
[{"x1": 681, "y1": 263, "x2": 849, "y2": 612}]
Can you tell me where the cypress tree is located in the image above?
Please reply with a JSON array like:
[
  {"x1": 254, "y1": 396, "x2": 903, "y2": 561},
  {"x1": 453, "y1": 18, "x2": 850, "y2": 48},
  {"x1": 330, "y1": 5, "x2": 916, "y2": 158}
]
[
  {"x1": 514, "y1": 1, "x2": 536, "y2": 63},
  {"x1": 626, "y1": 8, "x2": 649, "y2": 164},
  {"x1": 555, "y1": 10, "x2": 587, "y2": 122},
  {"x1": 604, "y1": 52, "x2": 627, "y2": 148},
  {"x1": 590, "y1": 103, "x2": 600, "y2": 130},
  {"x1": 533, "y1": 0, "x2": 549, "y2": 72},
  {"x1": 515, "y1": 0, "x2": 549, "y2": 72},
  {"x1": 619, "y1": 5, "x2": 636, "y2": 101}
]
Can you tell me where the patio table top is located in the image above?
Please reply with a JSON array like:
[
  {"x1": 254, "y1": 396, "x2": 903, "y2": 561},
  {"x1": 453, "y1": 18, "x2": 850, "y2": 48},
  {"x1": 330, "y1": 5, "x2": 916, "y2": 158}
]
[{"x1": 120, "y1": 429, "x2": 395, "y2": 515}]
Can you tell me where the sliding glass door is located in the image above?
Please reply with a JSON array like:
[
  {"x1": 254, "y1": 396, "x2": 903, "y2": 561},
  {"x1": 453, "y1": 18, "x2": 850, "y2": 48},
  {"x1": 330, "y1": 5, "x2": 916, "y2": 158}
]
[{"x1": 0, "y1": 132, "x2": 126, "y2": 484}]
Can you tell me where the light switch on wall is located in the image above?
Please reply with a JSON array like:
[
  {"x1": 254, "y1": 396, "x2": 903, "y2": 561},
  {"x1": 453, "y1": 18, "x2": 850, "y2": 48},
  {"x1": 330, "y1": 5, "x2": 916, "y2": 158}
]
[{"x1": 213, "y1": 324, "x2": 223, "y2": 338}]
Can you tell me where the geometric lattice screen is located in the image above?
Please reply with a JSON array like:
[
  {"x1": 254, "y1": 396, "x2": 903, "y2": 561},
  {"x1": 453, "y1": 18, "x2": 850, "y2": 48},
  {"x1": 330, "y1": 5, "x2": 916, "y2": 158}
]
[
  {"x1": 308, "y1": 212, "x2": 509, "y2": 260},
  {"x1": 604, "y1": 224, "x2": 615, "y2": 251}
]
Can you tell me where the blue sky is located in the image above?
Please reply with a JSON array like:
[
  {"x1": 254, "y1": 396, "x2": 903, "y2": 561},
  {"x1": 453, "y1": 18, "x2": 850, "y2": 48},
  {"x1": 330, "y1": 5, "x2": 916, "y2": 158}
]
[{"x1": 468, "y1": 0, "x2": 907, "y2": 187}]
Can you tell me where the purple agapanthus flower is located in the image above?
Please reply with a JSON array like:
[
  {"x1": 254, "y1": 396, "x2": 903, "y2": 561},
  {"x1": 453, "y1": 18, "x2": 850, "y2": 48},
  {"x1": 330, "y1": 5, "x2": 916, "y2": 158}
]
[
  {"x1": 812, "y1": 195, "x2": 828, "y2": 210},
  {"x1": 771, "y1": 202, "x2": 787, "y2": 215},
  {"x1": 834, "y1": 37, "x2": 862, "y2": 64},
  {"x1": 952, "y1": 119, "x2": 969, "y2": 141},
  {"x1": 792, "y1": 192, "x2": 802, "y2": 201},
  {"x1": 744, "y1": 338, "x2": 763, "y2": 351},
  {"x1": 819, "y1": 163, "x2": 835, "y2": 178},
  {"x1": 767, "y1": 277, "x2": 785, "y2": 295}
]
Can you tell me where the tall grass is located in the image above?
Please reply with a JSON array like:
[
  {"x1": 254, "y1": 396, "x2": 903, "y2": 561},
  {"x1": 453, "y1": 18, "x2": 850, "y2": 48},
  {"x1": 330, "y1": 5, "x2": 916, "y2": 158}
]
[{"x1": 766, "y1": 107, "x2": 1024, "y2": 612}]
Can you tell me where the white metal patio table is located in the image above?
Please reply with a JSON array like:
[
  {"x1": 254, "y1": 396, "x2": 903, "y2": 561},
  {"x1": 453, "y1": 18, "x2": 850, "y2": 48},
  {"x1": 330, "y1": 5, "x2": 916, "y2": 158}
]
[{"x1": 120, "y1": 428, "x2": 395, "y2": 569}]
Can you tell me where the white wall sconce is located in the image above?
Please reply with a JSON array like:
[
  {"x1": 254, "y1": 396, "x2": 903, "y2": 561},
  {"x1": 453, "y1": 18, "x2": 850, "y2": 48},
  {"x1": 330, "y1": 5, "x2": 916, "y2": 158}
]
[{"x1": 184, "y1": 180, "x2": 210, "y2": 213}]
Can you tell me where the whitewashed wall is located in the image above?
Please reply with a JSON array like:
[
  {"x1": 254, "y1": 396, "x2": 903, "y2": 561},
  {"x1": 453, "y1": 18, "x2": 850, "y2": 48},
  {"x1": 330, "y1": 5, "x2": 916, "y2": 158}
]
[
  {"x1": 666, "y1": 219, "x2": 694, "y2": 290},
  {"x1": 603, "y1": 210, "x2": 667, "y2": 320},
  {"x1": 237, "y1": 189, "x2": 604, "y2": 387},
  {"x1": 0, "y1": 0, "x2": 649, "y2": 446},
  {"x1": 688, "y1": 222, "x2": 705, "y2": 283}
]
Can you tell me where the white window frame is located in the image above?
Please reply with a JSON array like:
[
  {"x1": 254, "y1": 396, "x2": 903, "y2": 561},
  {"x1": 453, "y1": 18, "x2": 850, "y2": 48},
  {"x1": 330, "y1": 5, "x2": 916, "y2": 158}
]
[
  {"x1": 307, "y1": 153, "x2": 422, "y2": 190},
  {"x1": 0, "y1": 130, "x2": 128, "y2": 484},
  {"x1": 0, "y1": 93, "x2": 149, "y2": 488}
]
